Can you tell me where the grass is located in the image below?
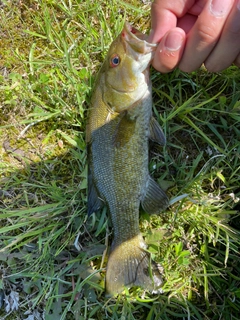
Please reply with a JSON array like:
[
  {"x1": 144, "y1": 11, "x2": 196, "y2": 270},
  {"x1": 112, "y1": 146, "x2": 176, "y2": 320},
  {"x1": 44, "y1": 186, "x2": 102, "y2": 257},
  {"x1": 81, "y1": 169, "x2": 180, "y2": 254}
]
[{"x1": 0, "y1": 0, "x2": 239, "y2": 319}]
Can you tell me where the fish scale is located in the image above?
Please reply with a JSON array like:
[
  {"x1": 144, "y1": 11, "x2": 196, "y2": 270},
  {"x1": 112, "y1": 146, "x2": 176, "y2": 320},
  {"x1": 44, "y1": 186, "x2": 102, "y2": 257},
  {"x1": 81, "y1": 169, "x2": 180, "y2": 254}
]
[{"x1": 87, "y1": 22, "x2": 169, "y2": 296}]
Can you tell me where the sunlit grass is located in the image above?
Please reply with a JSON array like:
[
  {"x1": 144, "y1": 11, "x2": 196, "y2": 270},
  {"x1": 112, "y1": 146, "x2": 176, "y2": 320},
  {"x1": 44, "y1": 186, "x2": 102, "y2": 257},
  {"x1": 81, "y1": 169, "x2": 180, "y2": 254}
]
[{"x1": 0, "y1": 0, "x2": 240, "y2": 319}]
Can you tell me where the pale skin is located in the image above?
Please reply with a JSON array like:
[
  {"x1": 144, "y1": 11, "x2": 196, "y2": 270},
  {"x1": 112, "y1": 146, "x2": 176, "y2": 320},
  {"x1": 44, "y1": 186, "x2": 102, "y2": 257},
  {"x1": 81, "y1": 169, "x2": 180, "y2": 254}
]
[{"x1": 148, "y1": 0, "x2": 240, "y2": 73}]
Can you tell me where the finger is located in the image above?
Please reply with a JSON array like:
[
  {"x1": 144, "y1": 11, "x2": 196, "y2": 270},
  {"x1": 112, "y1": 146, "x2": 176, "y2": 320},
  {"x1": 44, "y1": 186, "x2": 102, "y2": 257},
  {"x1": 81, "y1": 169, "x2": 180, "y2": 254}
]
[
  {"x1": 234, "y1": 53, "x2": 240, "y2": 67},
  {"x1": 179, "y1": 0, "x2": 235, "y2": 72},
  {"x1": 188, "y1": 0, "x2": 207, "y2": 15},
  {"x1": 151, "y1": 28, "x2": 186, "y2": 73},
  {"x1": 205, "y1": 0, "x2": 240, "y2": 71},
  {"x1": 148, "y1": 2, "x2": 177, "y2": 43},
  {"x1": 177, "y1": 13, "x2": 198, "y2": 34},
  {"x1": 148, "y1": 0, "x2": 195, "y2": 43}
]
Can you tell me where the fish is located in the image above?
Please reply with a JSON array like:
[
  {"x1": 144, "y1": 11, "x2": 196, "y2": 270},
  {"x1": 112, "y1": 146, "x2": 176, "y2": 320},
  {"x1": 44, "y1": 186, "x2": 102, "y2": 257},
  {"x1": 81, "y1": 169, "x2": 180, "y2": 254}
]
[{"x1": 86, "y1": 22, "x2": 169, "y2": 296}]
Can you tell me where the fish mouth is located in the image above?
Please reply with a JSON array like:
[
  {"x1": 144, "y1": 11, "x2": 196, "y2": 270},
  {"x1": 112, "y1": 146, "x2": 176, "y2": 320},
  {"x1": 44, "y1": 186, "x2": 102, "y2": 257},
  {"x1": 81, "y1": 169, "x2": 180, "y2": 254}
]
[
  {"x1": 123, "y1": 22, "x2": 157, "y2": 54},
  {"x1": 109, "y1": 84, "x2": 135, "y2": 94},
  {"x1": 109, "y1": 85, "x2": 129, "y2": 93}
]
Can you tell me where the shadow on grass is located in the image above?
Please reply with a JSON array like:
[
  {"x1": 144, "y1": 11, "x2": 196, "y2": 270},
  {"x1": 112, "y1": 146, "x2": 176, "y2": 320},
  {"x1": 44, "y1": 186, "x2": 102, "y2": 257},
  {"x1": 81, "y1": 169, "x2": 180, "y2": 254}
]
[{"x1": 0, "y1": 144, "x2": 108, "y2": 319}]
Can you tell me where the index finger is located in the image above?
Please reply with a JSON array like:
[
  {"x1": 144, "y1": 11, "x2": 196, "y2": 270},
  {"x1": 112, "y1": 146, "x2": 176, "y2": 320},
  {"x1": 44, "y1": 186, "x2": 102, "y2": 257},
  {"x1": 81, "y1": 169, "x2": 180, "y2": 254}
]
[{"x1": 148, "y1": 0, "x2": 196, "y2": 43}]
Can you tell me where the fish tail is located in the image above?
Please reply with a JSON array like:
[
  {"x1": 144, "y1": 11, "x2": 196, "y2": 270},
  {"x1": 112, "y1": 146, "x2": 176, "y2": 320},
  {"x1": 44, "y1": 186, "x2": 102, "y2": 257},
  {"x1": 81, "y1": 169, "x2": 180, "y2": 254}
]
[{"x1": 105, "y1": 234, "x2": 163, "y2": 296}]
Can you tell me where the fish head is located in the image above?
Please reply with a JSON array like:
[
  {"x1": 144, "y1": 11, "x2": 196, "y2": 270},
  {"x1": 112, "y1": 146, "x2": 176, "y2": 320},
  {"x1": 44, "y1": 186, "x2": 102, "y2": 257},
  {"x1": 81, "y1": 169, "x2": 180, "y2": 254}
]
[{"x1": 102, "y1": 23, "x2": 157, "y2": 113}]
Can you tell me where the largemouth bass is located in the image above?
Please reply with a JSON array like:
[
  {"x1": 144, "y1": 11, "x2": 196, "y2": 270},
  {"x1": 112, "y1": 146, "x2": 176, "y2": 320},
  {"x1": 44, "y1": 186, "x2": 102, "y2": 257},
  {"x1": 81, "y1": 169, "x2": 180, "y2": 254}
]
[{"x1": 87, "y1": 22, "x2": 169, "y2": 296}]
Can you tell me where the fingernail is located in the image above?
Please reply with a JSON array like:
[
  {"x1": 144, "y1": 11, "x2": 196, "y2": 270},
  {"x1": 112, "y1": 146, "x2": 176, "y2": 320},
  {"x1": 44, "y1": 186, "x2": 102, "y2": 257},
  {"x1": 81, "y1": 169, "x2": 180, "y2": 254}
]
[
  {"x1": 164, "y1": 32, "x2": 183, "y2": 51},
  {"x1": 210, "y1": 0, "x2": 231, "y2": 17}
]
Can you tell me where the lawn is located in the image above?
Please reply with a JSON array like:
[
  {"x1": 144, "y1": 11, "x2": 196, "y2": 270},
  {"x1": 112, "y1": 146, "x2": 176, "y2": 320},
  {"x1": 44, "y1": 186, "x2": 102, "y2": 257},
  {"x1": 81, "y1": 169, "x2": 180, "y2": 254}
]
[{"x1": 0, "y1": 0, "x2": 239, "y2": 319}]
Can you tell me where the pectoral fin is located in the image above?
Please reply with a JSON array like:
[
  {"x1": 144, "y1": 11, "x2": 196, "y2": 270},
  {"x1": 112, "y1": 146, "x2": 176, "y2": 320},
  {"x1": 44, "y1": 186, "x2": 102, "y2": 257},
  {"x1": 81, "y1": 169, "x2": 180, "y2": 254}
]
[
  {"x1": 87, "y1": 169, "x2": 104, "y2": 216},
  {"x1": 149, "y1": 117, "x2": 166, "y2": 145},
  {"x1": 141, "y1": 177, "x2": 169, "y2": 214},
  {"x1": 113, "y1": 112, "x2": 136, "y2": 148}
]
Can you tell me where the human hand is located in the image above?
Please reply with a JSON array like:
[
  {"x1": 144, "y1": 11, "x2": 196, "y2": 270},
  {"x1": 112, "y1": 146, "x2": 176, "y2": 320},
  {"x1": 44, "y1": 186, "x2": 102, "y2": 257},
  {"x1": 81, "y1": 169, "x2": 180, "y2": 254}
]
[{"x1": 148, "y1": 0, "x2": 240, "y2": 73}]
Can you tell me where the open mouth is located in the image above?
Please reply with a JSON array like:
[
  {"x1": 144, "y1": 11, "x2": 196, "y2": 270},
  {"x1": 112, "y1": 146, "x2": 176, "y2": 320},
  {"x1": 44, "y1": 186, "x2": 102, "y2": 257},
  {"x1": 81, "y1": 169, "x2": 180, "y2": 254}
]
[{"x1": 124, "y1": 22, "x2": 157, "y2": 54}]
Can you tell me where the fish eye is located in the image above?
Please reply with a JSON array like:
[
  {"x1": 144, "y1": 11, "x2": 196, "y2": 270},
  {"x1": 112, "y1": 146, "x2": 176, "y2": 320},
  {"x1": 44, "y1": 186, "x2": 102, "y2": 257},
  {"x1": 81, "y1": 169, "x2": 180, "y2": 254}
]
[{"x1": 110, "y1": 54, "x2": 120, "y2": 68}]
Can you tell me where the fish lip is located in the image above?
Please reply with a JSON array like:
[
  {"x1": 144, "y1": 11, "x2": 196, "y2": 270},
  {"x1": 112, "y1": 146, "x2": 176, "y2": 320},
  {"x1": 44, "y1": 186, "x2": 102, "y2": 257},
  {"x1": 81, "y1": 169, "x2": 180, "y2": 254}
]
[
  {"x1": 123, "y1": 22, "x2": 157, "y2": 54},
  {"x1": 109, "y1": 85, "x2": 130, "y2": 93}
]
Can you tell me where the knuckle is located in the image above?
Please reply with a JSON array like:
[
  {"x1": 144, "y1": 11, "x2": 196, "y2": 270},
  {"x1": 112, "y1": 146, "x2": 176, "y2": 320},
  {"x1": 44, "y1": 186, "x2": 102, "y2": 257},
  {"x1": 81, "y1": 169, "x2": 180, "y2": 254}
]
[{"x1": 197, "y1": 23, "x2": 218, "y2": 44}]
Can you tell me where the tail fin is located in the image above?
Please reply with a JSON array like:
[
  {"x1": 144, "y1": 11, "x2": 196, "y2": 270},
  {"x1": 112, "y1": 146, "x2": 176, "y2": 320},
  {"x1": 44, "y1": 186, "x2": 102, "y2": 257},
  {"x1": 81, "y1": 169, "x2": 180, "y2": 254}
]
[{"x1": 105, "y1": 234, "x2": 163, "y2": 297}]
